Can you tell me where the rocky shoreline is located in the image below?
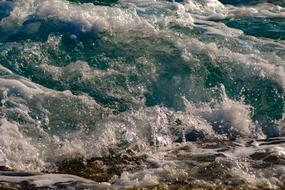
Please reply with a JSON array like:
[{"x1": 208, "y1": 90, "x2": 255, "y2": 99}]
[{"x1": 1, "y1": 139, "x2": 284, "y2": 190}]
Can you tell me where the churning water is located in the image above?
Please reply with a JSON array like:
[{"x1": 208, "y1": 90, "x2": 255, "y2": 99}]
[{"x1": 0, "y1": 0, "x2": 284, "y2": 189}]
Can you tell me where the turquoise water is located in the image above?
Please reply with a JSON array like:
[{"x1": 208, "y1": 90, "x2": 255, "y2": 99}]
[{"x1": 0, "y1": 0, "x2": 284, "y2": 189}]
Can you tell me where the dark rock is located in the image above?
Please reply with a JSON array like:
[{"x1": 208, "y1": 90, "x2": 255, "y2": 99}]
[{"x1": 0, "y1": 166, "x2": 12, "y2": 171}]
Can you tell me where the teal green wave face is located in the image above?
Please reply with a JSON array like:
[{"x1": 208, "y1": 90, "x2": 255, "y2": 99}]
[
  {"x1": 0, "y1": 0, "x2": 284, "y2": 143},
  {"x1": 1, "y1": 1, "x2": 285, "y2": 188},
  {"x1": 217, "y1": 17, "x2": 285, "y2": 40}
]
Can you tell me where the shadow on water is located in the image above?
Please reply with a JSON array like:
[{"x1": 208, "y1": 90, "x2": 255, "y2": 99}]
[
  {"x1": 219, "y1": 0, "x2": 285, "y2": 6},
  {"x1": 67, "y1": 0, "x2": 119, "y2": 6},
  {"x1": 221, "y1": 17, "x2": 285, "y2": 40}
]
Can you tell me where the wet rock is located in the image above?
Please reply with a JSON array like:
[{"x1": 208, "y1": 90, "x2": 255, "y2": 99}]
[
  {"x1": 250, "y1": 150, "x2": 268, "y2": 160},
  {"x1": 195, "y1": 159, "x2": 234, "y2": 181},
  {"x1": 263, "y1": 154, "x2": 285, "y2": 165},
  {"x1": 56, "y1": 152, "x2": 150, "y2": 183},
  {"x1": 250, "y1": 149, "x2": 285, "y2": 165},
  {"x1": 190, "y1": 153, "x2": 226, "y2": 162},
  {"x1": 0, "y1": 184, "x2": 18, "y2": 190},
  {"x1": 0, "y1": 166, "x2": 12, "y2": 171}
]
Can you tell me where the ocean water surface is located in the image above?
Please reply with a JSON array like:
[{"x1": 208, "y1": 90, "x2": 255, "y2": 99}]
[{"x1": 0, "y1": 0, "x2": 284, "y2": 189}]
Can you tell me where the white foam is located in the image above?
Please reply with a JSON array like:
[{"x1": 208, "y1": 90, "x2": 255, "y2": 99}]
[
  {"x1": 114, "y1": 171, "x2": 159, "y2": 188},
  {"x1": 0, "y1": 78, "x2": 43, "y2": 99},
  {"x1": 0, "y1": 76, "x2": 260, "y2": 163},
  {"x1": 182, "y1": 87, "x2": 256, "y2": 138},
  {"x1": 0, "y1": 119, "x2": 43, "y2": 171},
  {"x1": 0, "y1": 0, "x2": 193, "y2": 36},
  {"x1": 39, "y1": 0, "x2": 154, "y2": 33},
  {"x1": 183, "y1": 0, "x2": 225, "y2": 15},
  {"x1": 0, "y1": 172, "x2": 110, "y2": 189},
  {"x1": 175, "y1": 37, "x2": 285, "y2": 89},
  {"x1": 278, "y1": 113, "x2": 285, "y2": 135},
  {"x1": 182, "y1": 0, "x2": 285, "y2": 20},
  {"x1": 0, "y1": 0, "x2": 284, "y2": 178},
  {"x1": 0, "y1": 0, "x2": 35, "y2": 32},
  {"x1": 0, "y1": 77, "x2": 108, "y2": 163},
  {"x1": 0, "y1": 65, "x2": 13, "y2": 75},
  {"x1": 227, "y1": 3, "x2": 285, "y2": 19}
]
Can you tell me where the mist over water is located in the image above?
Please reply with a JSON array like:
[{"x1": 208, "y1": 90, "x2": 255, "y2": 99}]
[{"x1": 0, "y1": 0, "x2": 284, "y2": 189}]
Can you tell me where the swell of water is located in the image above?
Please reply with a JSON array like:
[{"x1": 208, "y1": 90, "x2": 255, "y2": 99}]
[{"x1": 0, "y1": 0, "x2": 284, "y2": 189}]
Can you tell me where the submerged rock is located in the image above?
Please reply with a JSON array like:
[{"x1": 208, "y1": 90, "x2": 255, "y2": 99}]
[{"x1": 55, "y1": 150, "x2": 151, "y2": 183}]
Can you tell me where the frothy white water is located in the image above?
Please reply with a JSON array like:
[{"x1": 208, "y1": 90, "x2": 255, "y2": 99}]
[
  {"x1": 175, "y1": 37, "x2": 285, "y2": 89},
  {"x1": 114, "y1": 171, "x2": 159, "y2": 188},
  {"x1": 0, "y1": 76, "x2": 261, "y2": 170},
  {"x1": 226, "y1": 3, "x2": 285, "y2": 19},
  {"x1": 1, "y1": 0, "x2": 284, "y2": 36},
  {"x1": 184, "y1": 86, "x2": 256, "y2": 138},
  {"x1": 2, "y1": 0, "x2": 285, "y2": 91},
  {"x1": 37, "y1": 0, "x2": 155, "y2": 33},
  {"x1": 1, "y1": 0, "x2": 156, "y2": 35},
  {"x1": 0, "y1": 119, "x2": 43, "y2": 171},
  {"x1": 182, "y1": 0, "x2": 285, "y2": 19},
  {"x1": 0, "y1": 0, "x2": 35, "y2": 32},
  {"x1": 0, "y1": 172, "x2": 111, "y2": 189},
  {"x1": 0, "y1": 0, "x2": 284, "y2": 184},
  {"x1": 1, "y1": 138, "x2": 284, "y2": 189}
]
